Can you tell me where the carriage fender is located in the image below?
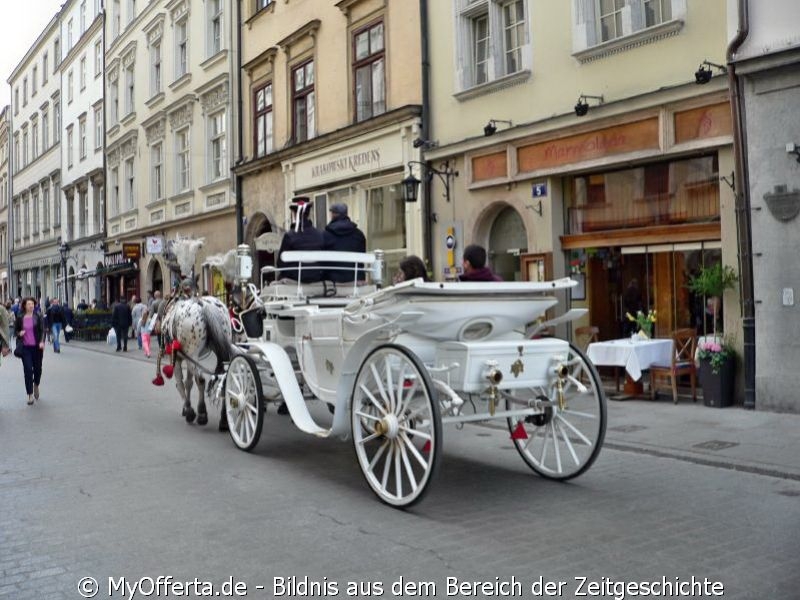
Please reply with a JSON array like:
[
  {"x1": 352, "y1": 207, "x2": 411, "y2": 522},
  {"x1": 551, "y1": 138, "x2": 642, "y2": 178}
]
[{"x1": 243, "y1": 341, "x2": 331, "y2": 438}]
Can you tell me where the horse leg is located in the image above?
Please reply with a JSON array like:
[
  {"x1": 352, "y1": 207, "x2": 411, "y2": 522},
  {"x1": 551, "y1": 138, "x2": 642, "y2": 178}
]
[
  {"x1": 176, "y1": 358, "x2": 195, "y2": 423},
  {"x1": 196, "y1": 371, "x2": 208, "y2": 426},
  {"x1": 184, "y1": 361, "x2": 196, "y2": 424}
]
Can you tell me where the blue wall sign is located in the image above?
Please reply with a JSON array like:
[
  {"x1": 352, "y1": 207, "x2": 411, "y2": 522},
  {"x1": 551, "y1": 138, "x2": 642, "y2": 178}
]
[{"x1": 532, "y1": 182, "x2": 548, "y2": 197}]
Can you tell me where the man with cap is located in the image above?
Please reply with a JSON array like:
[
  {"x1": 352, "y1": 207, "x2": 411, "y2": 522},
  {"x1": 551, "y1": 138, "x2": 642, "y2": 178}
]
[
  {"x1": 323, "y1": 203, "x2": 367, "y2": 283},
  {"x1": 276, "y1": 197, "x2": 325, "y2": 282}
]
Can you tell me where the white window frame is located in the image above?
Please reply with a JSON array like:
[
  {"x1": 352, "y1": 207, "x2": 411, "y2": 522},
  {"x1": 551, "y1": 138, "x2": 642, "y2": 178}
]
[
  {"x1": 151, "y1": 141, "x2": 163, "y2": 201},
  {"x1": 95, "y1": 40, "x2": 103, "y2": 77},
  {"x1": 43, "y1": 53, "x2": 49, "y2": 84},
  {"x1": 80, "y1": 0, "x2": 87, "y2": 33},
  {"x1": 208, "y1": 109, "x2": 226, "y2": 182},
  {"x1": 109, "y1": 79, "x2": 119, "y2": 125},
  {"x1": 124, "y1": 156, "x2": 135, "y2": 211},
  {"x1": 110, "y1": 166, "x2": 119, "y2": 216},
  {"x1": 453, "y1": 0, "x2": 532, "y2": 94},
  {"x1": 80, "y1": 56, "x2": 87, "y2": 90},
  {"x1": 68, "y1": 70, "x2": 74, "y2": 103},
  {"x1": 175, "y1": 127, "x2": 190, "y2": 193},
  {"x1": 124, "y1": 63, "x2": 135, "y2": 115},
  {"x1": 54, "y1": 101, "x2": 61, "y2": 142},
  {"x1": 43, "y1": 185, "x2": 50, "y2": 231},
  {"x1": 42, "y1": 108, "x2": 49, "y2": 150},
  {"x1": 94, "y1": 105, "x2": 102, "y2": 149},
  {"x1": 208, "y1": 0, "x2": 223, "y2": 57},
  {"x1": 67, "y1": 126, "x2": 74, "y2": 168},
  {"x1": 79, "y1": 117, "x2": 87, "y2": 159},
  {"x1": 571, "y1": 0, "x2": 686, "y2": 61},
  {"x1": 150, "y1": 41, "x2": 162, "y2": 96},
  {"x1": 67, "y1": 18, "x2": 73, "y2": 50},
  {"x1": 31, "y1": 120, "x2": 39, "y2": 159},
  {"x1": 175, "y1": 18, "x2": 188, "y2": 79},
  {"x1": 32, "y1": 66, "x2": 38, "y2": 96},
  {"x1": 112, "y1": 0, "x2": 121, "y2": 38},
  {"x1": 127, "y1": 0, "x2": 136, "y2": 25}
]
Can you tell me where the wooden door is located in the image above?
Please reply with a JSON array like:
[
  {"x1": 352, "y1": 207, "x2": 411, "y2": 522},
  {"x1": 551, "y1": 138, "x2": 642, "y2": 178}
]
[{"x1": 589, "y1": 257, "x2": 615, "y2": 341}]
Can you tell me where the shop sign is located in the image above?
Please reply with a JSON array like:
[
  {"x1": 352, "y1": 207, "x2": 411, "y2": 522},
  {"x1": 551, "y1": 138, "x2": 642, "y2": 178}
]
[
  {"x1": 146, "y1": 236, "x2": 164, "y2": 254},
  {"x1": 674, "y1": 103, "x2": 732, "y2": 144},
  {"x1": 255, "y1": 232, "x2": 282, "y2": 252},
  {"x1": 123, "y1": 243, "x2": 141, "y2": 260},
  {"x1": 104, "y1": 251, "x2": 127, "y2": 267}
]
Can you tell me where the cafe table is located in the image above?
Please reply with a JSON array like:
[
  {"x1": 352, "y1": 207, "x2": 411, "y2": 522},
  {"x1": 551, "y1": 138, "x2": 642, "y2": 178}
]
[{"x1": 586, "y1": 337, "x2": 674, "y2": 395}]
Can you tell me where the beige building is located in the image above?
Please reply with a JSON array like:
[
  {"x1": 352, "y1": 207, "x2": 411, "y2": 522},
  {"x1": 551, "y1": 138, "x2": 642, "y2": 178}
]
[
  {"x1": 0, "y1": 106, "x2": 9, "y2": 301},
  {"x1": 234, "y1": 0, "x2": 424, "y2": 278},
  {"x1": 423, "y1": 0, "x2": 740, "y2": 376},
  {"x1": 103, "y1": 0, "x2": 237, "y2": 302}
]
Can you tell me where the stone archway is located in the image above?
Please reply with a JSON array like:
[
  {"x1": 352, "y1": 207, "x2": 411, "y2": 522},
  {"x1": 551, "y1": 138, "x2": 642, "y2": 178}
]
[
  {"x1": 472, "y1": 203, "x2": 529, "y2": 281},
  {"x1": 245, "y1": 211, "x2": 277, "y2": 280},
  {"x1": 146, "y1": 257, "x2": 165, "y2": 295}
]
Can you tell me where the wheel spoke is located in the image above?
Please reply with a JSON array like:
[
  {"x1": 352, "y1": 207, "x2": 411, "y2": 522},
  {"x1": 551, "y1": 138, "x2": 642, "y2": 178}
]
[
  {"x1": 551, "y1": 422, "x2": 562, "y2": 473},
  {"x1": 370, "y1": 363, "x2": 391, "y2": 408},
  {"x1": 357, "y1": 431, "x2": 381, "y2": 445},
  {"x1": 397, "y1": 379, "x2": 419, "y2": 417},
  {"x1": 394, "y1": 442, "x2": 402, "y2": 498},
  {"x1": 556, "y1": 420, "x2": 581, "y2": 467},
  {"x1": 355, "y1": 410, "x2": 381, "y2": 422},
  {"x1": 400, "y1": 432, "x2": 428, "y2": 470},
  {"x1": 561, "y1": 409, "x2": 597, "y2": 420},
  {"x1": 555, "y1": 413, "x2": 593, "y2": 446},
  {"x1": 398, "y1": 440, "x2": 419, "y2": 493},
  {"x1": 360, "y1": 384, "x2": 388, "y2": 416},
  {"x1": 398, "y1": 425, "x2": 431, "y2": 440},
  {"x1": 381, "y1": 443, "x2": 394, "y2": 490},
  {"x1": 368, "y1": 440, "x2": 390, "y2": 472},
  {"x1": 384, "y1": 356, "x2": 396, "y2": 413}
]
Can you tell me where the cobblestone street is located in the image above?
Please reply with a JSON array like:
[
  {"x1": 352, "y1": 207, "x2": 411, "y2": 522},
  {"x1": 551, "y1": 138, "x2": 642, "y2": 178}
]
[{"x1": 1, "y1": 344, "x2": 798, "y2": 599}]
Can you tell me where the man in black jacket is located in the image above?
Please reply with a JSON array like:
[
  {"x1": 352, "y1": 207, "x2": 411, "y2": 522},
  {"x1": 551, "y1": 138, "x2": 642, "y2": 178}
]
[
  {"x1": 276, "y1": 198, "x2": 325, "y2": 283},
  {"x1": 323, "y1": 203, "x2": 366, "y2": 283},
  {"x1": 111, "y1": 298, "x2": 132, "y2": 352},
  {"x1": 46, "y1": 299, "x2": 66, "y2": 353}
]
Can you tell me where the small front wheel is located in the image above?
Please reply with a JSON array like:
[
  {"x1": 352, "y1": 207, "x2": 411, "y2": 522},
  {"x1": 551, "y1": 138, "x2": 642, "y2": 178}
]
[
  {"x1": 351, "y1": 344, "x2": 441, "y2": 508},
  {"x1": 507, "y1": 342, "x2": 606, "y2": 480},
  {"x1": 225, "y1": 354, "x2": 265, "y2": 452}
]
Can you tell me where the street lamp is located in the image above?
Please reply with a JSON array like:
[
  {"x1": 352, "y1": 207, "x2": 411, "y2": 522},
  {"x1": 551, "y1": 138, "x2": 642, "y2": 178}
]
[
  {"x1": 401, "y1": 161, "x2": 459, "y2": 203},
  {"x1": 59, "y1": 241, "x2": 70, "y2": 305}
]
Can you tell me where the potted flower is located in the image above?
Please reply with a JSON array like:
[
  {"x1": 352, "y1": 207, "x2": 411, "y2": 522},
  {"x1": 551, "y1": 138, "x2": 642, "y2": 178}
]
[
  {"x1": 696, "y1": 338, "x2": 736, "y2": 407},
  {"x1": 626, "y1": 309, "x2": 656, "y2": 339},
  {"x1": 688, "y1": 263, "x2": 738, "y2": 407}
]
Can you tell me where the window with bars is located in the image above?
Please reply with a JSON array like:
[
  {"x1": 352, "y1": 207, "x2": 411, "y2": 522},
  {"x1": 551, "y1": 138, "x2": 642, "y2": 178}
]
[
  {"x1": 292, "y1": 61, "x2": 315, "y2": 143},
  {"x1": 253, "y1": 83, "x2": 273, "y2": 157},
  {"x1": 353, "y1": 21, "x2": 385, "y2": 123},
  {"x1": 209, "y1": 110, "x2": 226, "y2": 181}
]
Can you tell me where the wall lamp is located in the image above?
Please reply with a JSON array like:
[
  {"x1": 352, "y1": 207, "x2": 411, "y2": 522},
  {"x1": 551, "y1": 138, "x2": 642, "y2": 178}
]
[
  {"x1": 483, "y1": 119, "x2": 512, "y2": 136},
  {"x1": 695, "y1": 60, "x2": 727, "y2": 84},
  {"x1": 786, "y1": 143, "x2": 800, "y2": 164},
  {"x1": 574, "y1": 94, "x2": 604, "y2": 117},
  {"x1": 413, "y1": 137, "x2": 438, "y2": 149},
  {"x1": 401, "y1": 161, "x2": 459, "y2": 203}
]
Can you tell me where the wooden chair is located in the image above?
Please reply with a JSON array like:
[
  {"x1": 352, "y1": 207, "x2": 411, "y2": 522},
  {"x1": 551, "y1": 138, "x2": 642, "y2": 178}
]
[
  {"x1": 575, "y1": 326, "x2": 621, "y2": 390},
  {"x1": 650, "y1": 328, "x2": 697, "y2": 404}
]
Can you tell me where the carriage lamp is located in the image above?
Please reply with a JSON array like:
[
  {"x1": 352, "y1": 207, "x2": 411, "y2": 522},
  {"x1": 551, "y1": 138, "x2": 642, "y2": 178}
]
[
  {"x1": 235, "y1": 244, "x2": 253, "y2": 282},
  {"x1": 401, "y1": 173, "x2": 421, "y2": 203}
]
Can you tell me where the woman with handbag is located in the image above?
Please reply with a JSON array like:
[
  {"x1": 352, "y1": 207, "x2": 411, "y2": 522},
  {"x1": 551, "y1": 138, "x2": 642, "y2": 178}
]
[{"x1": 13, "y1": 297, "x2": 46, "y2": 405}]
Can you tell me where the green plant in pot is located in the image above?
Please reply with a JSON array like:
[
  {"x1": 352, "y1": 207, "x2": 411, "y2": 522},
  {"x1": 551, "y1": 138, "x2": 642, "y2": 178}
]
[{"x1": 687, "y1": 263, "x2": 738, "y2": 407}]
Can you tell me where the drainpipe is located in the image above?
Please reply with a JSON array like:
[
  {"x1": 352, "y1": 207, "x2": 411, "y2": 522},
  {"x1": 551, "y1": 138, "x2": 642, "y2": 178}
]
[
  {"x1": 235, "y1": 0, "x2": 244, "y2": 245},
  {"x1": 726, "y1": 0, "x2": 754, "y2": 409},
  {"x1": 419, "y1": 0, "x2": 433, "y2": 267}
]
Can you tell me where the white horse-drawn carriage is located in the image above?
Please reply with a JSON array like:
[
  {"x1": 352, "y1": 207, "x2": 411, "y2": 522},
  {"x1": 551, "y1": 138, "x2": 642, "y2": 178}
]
[{"x1": 204, "y1": 248, "x2": 607, "y2": 507}]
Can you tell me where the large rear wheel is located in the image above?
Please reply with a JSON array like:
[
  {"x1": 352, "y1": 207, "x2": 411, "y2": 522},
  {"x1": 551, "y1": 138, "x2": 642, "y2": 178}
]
[
  {"x1": 225, "y1": 354, "x2": 265, "y2": 452},
  {"x1": 351, "y1": 344, "x2": 441, "y2": 508},
  {"x1": 507, "y1": 342, "x2": 606, "y2": 480}
]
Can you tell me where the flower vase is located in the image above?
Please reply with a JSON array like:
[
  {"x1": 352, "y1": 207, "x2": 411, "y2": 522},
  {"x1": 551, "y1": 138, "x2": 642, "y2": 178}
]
[{"x1": 637, "y1": 329, "x2": 650, "y2": 341}]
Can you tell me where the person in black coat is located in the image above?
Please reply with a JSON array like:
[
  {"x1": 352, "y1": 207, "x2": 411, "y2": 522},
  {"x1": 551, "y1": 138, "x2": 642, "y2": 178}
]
[
  {"x1": 111, "y1": 298, "x2": 133, "y2": 352},
  {"x1": 276, "y1": 198, "x2": 325, "y2": 283},
  {"x1": 323, "y1": 203, "x2": 366, "y2": 283}
]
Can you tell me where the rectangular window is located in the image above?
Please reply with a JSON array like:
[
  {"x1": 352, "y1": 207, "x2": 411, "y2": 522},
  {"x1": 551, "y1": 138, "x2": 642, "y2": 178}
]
[
  {"x1": 14, "y1": 89, "x2": 18, "y2": 114},
  {"x1": 208, "y1": 0, "x2": 223, "y2": 56},
  {"x1": 110, "y1": 80, "x2": 118, "y2": 124},
  {"x1": 353, "y1": 21, "x2": 385, "y2": 122},
  {"x1": 42, "y1": 109, "x2": 49, "y2": 149},
  {"x1": 79, "y1": 117, "x2": 87, "y2": 159},
  {"x1": 95, "y1": 40, "x2": 102, "y2": 77},
  {"x1": 253, "y1": 83, "x2": 273, "y2": 157},
  {"x1": 643, "y1": 0, "x2": 672, "y2": 27},
  {"x1": 43, "y1": 185, "x2": 50, "y2": 231},
  {"x1": 292, "y1": 61, "x2": 314, "y2": 143},
  {"x1": 127, "y1": 0, "x2": 136, "y2": 25},
  {"x1": 22, "y1": 129, "x2": 28, "y2": 167},
  {"x1": 176, "y1": 19, "x2": 188, "y2": 78},
  {"x1": 125, "y1": 64, "x2": 134, "y2": 115},
  {"x1": 32, "y1": 191, "x2": 39, "y2": 237},
  {"x1": 13, "y1": 135, "x2": 19, "y2": 173},
  {"x1": 67, "y1": 126, "x2": 74, "y2": 167},
  {"x1": 32, "y1": 121, "x2": 38, "y2": 159},
  {"x1": 93, "y1": 186, "x2": 103, "y2": 233},
  {"x1": 53, "y1": 179, "x2": 61, "y2": 227},
  {"x1": 68, "y1": 70, "x2": 74, "y2": 103},
  {"x1": 256, "y1": 0, "x2": 272, "y2": 10},
  {"x1": 151, "y1": 142, "x2": 163, "y2": 201},
  {"x1": 54, "y1": 101, "x2": 61, "y2": 142},
  {"x1": 125, "y1": 157, "x2": 134, "y2": 210},
  {"x1": 94, "y1": 105, "x2": 102, "y2": 149},
  {"x1": 32, "y1": 67, "x2": 38, "y2": 95},
  {"x1": 502, "y1": 0, "x2": 525, "y2": 74},
  {"x1": 112, "y1": 0, "x2": 120, "y2": 38},
  {"x1": 150, "y1": 42, "x2": 161, "y2": 95},
  {"x1": 209, "y1": 110, "x2": 226, "y2": 180},
  {"x1": 23, "y1": 78, "x2": 27, "y2": 106},
  {"x1": 176, "y1": 128, "x2": 190, "y2": 192},
  {"x1": 79, "y1": 189, "x2": 88, "y2": 238},
  {"x1": 80, "y1": 0, "x2": 87, "y2": 33},
  {"x1": 472, "y1": 14, "x2": 489, "y2": 85},
  {"x1": 110, "y1": 167, "x2": 119, "y2": 216},
  {"x1": 54, "y1": 38, "x2": 60, "y2": 68},
  {"x1": 23, "y1": 198, "x2": 29, "y2": 238},
  {"x1": 43, "y1": 53, "x2": 48, "y2": 84},
  {"x1": 80, "y1": 56, "x2": 87, "y2": 90},
  {"x1": 599, "y1": 0, "x2": 625, "y2": 42},
  {"x1": 67, "y1": 19, "x2": 73, "y2": 49}
]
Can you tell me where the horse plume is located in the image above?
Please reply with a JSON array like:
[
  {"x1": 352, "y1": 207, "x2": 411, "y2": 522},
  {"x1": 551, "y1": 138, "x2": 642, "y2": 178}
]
[
  {"x1": 202, "y1": 249, "x2": 239, "y2": 283},
  {"x1": 172, "y1": 236, "x2": 205, "y2": 277}
]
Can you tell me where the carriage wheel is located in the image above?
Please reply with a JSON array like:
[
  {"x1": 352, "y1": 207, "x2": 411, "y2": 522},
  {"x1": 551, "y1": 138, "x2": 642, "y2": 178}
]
[
  {"x1": 225, "y1": 354, "x2": 265, "y2": 452},
  {"x1": 351, "y1": 344, "x2": 441, "y2": 508},
  {"x1": 507, "y1": 341, "x2": 606, "y2": 480}
]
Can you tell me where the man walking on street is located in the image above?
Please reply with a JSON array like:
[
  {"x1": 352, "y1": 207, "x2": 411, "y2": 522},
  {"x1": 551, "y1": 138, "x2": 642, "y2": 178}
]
[
  {"x1": 47, "y1": 298, "x2": 66, "y2": 353},
  {"x1": 131, "y1": 296, "x2": 147, "y2": 350},
  {"x1": 111, "y1": 298, "x2": 132, "y2": 352}
]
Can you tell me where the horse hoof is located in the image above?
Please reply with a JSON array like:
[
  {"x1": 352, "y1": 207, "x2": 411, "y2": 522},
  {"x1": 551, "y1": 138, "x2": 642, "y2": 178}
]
[
  {"x1": 185, "y1": 407, "x2": 196, "y2": 423},
  {"x1": 197, "y1": 413, "x2": 208, "y2": 426},
  {"x1": 181, "y1": 406, "x2": 187, "y2": 417},
  {"x1": 218, "y1": 419, "x2": 229, "y2": 432}
]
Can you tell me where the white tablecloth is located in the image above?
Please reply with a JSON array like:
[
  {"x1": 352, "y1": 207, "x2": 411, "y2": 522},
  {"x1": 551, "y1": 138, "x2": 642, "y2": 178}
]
[{"x1": 586, "y1": 338, "x2": 674, "y2": 381}]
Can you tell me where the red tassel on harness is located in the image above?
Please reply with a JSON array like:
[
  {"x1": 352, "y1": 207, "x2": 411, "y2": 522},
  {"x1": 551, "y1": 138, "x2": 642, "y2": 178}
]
[
  {"x1": 163, "y1": 364, "x2": 174, "y2": 379},
  {"x1": 171, "y1": 340, "x2": 182, "y2": 353},
  {"x1": 164, "y1": 341, "x2": 173, "y2": 356},
  {"x1": 152, "y1": 374, "x2": 165, "y2": 386},
  {"x1": 510, "y1": 422, "x2": 528, "y2": 440}
]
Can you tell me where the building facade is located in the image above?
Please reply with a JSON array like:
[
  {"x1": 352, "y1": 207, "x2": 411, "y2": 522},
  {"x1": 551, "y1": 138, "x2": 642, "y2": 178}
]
[
  {"x1": 423, "y1": 0, "x2": 741, "y2": 397},
  {"x1": 60, "y1": 0, "x2": 105, "y2": 308},
  {"x1": 103, "y1": 0, "x2": 237, "y2": 303},
  {"x1": 0, "y1": 106, "x2": 9, "y2": 301},
  {"x1": 234, "y1": 0, "x2": 424, "y2": 279},
  {"x1": 8, "y1": 13, "x2": 64, "y2": 302},
  {"x1": 728, "y1": 0, "x2": 800, "y2": 412}
]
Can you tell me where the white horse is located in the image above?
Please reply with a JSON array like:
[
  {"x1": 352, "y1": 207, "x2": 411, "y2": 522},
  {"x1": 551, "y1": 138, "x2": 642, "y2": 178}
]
[{"x1": 157, "y1": 295, "x2": 234, "y2": 426}]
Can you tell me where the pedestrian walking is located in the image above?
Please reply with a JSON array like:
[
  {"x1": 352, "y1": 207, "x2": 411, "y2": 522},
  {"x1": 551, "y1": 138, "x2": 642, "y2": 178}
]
[
  {"x1": 111, "y1": 297, "x2": 132, "y2": 352},
  {"x1": 131, "y1": 297, "x2": 148, "y2": 350},
  {"x1": 46, "y1": 298, "x2": 66, "y2": 353},
  {"x1": 0, "y1": 303, "x2": 11, "y2": 361},
  {"x1": 13, "y1": 297, "x2": 46, "y2": 405}
]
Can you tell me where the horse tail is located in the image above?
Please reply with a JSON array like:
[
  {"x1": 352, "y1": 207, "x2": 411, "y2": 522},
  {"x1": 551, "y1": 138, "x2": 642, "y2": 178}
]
[{"x1": 201, "y1": 300, "x2": 233, "y2": 369}]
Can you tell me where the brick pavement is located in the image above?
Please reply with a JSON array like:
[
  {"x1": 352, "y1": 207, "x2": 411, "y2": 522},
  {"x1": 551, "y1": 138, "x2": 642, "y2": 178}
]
[{"x1": 0, "y1": 343, "x2": 798, "y2": 599}]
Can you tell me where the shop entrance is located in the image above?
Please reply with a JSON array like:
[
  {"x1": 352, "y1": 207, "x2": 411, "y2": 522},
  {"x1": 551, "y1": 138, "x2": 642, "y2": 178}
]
[{"x1": 488, "y1": 206, "x2": 527, "y2": 281}]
